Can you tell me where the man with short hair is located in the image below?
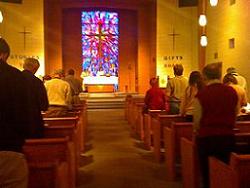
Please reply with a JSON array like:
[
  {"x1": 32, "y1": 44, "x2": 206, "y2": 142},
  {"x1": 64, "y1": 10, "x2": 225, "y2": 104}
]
[
  {"x1": 194, "y1": 62, "x2": 238, "y2": 188},
  {"x1": 64, "y1": 69, "x2": 83, "y2": 104},
  {"x1": 44, "y1": 69, "x2": 72, "y2": 117},
  {"x1": 166, "y1": 64, "x2": 188, "y2": 114},
  {"x1": 0, "y1": 38, "x2": 31, "y2": 187},
  {"x1": 22, "y1": 57, "x2": 49, "y2": 137}
]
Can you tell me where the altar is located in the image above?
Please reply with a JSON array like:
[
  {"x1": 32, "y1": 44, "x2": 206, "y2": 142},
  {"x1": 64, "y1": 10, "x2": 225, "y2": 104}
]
[{"x1": 83, "y1": 76, "x2": 118, "y2": 93}]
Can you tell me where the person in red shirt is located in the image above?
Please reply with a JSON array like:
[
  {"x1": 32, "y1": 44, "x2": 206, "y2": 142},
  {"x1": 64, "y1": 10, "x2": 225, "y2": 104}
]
[
  {"x1": 143, "y1": 77, "x2": 168, "y2": 113},
  {"x1": 193, "y1": 62, "x2": 238, "y2": 188}
]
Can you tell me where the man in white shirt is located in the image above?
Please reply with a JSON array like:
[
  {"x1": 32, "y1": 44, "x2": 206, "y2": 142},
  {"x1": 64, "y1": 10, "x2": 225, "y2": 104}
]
[
  {"x1": 166, "y1": 64, "x2": 188, "y2": 114},
  {"x1": 44, "y1": 69, "x2": 72, "y2": 117}
]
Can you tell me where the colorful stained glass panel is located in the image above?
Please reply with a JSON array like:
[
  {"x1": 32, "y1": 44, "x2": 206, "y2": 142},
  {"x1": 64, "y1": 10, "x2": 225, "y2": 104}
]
[{"x1": 81, "y1": 11, "x2": 119, "y2": 77}]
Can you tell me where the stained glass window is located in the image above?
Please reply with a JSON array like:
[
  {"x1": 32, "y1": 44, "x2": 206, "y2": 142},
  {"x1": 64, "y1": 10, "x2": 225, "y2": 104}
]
[{"x1": 81, "y1": 11, "x2": 119, "y2": 77}]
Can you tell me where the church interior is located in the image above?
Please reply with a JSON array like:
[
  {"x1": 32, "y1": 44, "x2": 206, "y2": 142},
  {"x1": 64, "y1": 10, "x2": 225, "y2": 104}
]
[{"x1": 1, "y1": 0, "x2": 250, "y2": 187}]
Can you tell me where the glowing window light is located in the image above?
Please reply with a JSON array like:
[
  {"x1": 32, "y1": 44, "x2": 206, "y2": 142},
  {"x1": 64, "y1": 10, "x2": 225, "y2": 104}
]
[
  {"x1": 200, "y1": 35, "x2": 208, "y2": 47},
  {"x1": 199, "y1": 14, "x2": 207, "y2": 26},
  {"x1": 81, "y1": 11, "x2": 119, "y2": 77},
  {"x1": 210, "y1": 0, "x2": 218, "y2": 6},
  {"x1": 0, "y1": 11, "x2": 3, "y2": 23}
]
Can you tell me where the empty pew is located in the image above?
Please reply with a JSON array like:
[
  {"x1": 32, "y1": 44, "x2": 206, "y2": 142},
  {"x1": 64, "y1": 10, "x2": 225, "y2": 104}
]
[
  {"x1": 128, "y1": 96, "x2": 144, "y2": 130},
  {"x1": 143, "y1": 110, "x2": 168, "y2": 150},
  {"x1": 23, "y1": 137, "x2": 72, "y2": 188},
  {"x1": 209, "y1": 153, "x2": 250, "y2": 188},
  {"x1": 164, "y1": 122, "x2": 193, "y2": 180},
  {"x1": 151, "y1": 115, "x2": 185, "y2": 162},
  {"x1": 28, "y1": 161, "x2": 68, "y2": 188},
  {"x1": 125, "y1": 94, "x2": 132, "y2": 120},
  {"x1": 180, "y1": 137, "x2": 200, "y2": 188},
  {"x1": 44, "y1": 124, "x2": 77, "y2": 185},
  {"x1": 135, "y1": 102, "x2": 145, "y2": 139}
]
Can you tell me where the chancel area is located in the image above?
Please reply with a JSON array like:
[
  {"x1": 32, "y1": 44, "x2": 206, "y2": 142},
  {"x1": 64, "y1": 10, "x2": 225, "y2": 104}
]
[{"x1": 0, "y1": 0, "x2": 250, "y2": 188}]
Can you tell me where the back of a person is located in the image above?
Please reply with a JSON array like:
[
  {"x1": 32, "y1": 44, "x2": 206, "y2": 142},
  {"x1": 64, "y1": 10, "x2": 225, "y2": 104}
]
[
  {"x1": 147, "y1": 87, "x2": 165, "y2": 110},
  {"x1": 197, "y1": 83, "x2": 237, "y2": 136},
  {"x1": 180, "y1": 85, "x2": 198, "y2": 116},
  {"x1": 64, "y1": 75, "x2": 82, "y2": 95},
  {"x1": 168, "y1": 75, "x2": 188, "y2": 100},
  {"x1": 0, "y1": 61, "x2": 29, "y2": 150},
  {"x1": 45, "y1": 78, "x2": 70, "y2": 106}
]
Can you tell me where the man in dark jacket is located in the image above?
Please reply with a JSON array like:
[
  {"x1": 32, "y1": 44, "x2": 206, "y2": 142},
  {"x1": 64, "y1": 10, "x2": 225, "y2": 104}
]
[
  {"x1": 0, "y1": 38, "x2": 31, "y2": 187},
  {"x1": 22, "y1": 57, "x2": 49, "y2": 137}
]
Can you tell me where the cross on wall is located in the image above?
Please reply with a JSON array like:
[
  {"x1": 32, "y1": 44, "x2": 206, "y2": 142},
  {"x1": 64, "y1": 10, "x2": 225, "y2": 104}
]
[
  {"x1": 19, "y1": 27, "x2": 31, "y2": 50},
  {"x1": 168, "y1": 28, "x2": 180, "y2": 51}
]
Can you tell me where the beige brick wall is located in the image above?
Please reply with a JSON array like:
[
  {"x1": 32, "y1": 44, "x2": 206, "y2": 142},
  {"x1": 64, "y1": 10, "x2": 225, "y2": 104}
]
[
  {"x1": 157, "y1": 0, "x2": 198, "y2": 87},
  {"x1": 0, "y1": 0, "x2": 44, "y2": 76},
  {"x1": 206, "y1": 1, "x2": 250, "y2": 99}
]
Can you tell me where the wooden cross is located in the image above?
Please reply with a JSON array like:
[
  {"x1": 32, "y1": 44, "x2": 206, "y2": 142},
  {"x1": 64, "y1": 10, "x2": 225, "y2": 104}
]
[
  {"x1": 168, "y1": 28, "x2": 180, "y2": 51},
  {"x1": 19, "y1": 27, "x2": 31, "y2": 50}
]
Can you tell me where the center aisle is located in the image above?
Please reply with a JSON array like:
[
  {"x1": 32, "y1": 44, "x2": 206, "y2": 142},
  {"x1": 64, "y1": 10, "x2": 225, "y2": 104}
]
[{"x1": 77, "y1": 109, "x2": 181, "y2": 188}]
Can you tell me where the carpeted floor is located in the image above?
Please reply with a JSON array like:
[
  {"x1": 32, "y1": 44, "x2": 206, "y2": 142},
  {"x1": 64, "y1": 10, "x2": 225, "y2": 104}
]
[{"x1": 77, "y1": 109, "x2": 182, "y2": 188}]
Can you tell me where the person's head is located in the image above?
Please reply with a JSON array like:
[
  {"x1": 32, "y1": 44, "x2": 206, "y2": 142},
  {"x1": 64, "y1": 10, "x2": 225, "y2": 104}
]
[
  {"x1": 173, "y1": 64, "x2": 184, "y2": 76},
  {"x1": 0, "y1": 38, "x2": 10, "y2": 61},
  {"x1": 150, "y1": 77, "x2": 159, "y2": 87},
  {"x1": 226, "y1": 67, "x2": 237, "y2": 74},
  {"x1": 53, "y1": 69, "x2": 65, "y2": 79},
  {"x1": 188, "y1": 71, "x2": 204, "y2": 90},
  {"x1": 223, "y1": 73, "x2": 238, "y2": 85},
  {"x1": 23, "y1": 58, "x2": 40, "y2": 74},
  {"x1": 202, "y1": 62, "x2": 222, "y2": 81},
  {"x1": 67, "y1": 69, "x2": 75, "y2": 76}
]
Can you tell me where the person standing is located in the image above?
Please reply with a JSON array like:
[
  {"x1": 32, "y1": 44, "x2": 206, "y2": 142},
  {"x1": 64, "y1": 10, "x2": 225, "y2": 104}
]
[
  {"x1": 193, "y1": 62, "x2": 238, "y2": 188},
  {"x1": 227, "y1": 67, "x2": 248, "y2": 92},
  {"x1": 22, "y1": 58, "x2": 49, "y2": 137},
  {"x1": 0, "y1": 38, "x2": 31, "y2": 187},
  {"x1": 144, "y1": 77, "x2": 168, "y2": 113},
  {"x1": 180, "y1": 71, "x2": 204, "y2": 121},
  {"x1": 44, "y1": 69, "x2": 72, "y2": 117},
  {"x1": 64, "y1": 69, "x2": 83, "y2": 104},
  {"x1": 166, "y1": 64, "x2": 188, "y2": 114}
]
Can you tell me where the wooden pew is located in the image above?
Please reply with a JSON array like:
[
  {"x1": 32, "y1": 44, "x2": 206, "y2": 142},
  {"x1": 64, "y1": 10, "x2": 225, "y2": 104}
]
[
  {"x1": 181, "y1": 133, "x2": 250, "y2": 188},
  {"x1": 235, "y1": 121, "x2": 250, "y2": 133},
  {"x1": 180, "y1": 137, "x2": 200, "y2": 188},
  {"x1": 131, "y1": 97, "x2": 144, "y2": 132},
  {"x1": 143, "y1": 110, "x2": 168, "y2": 150},
  {"x1": 28, "y1": 161, "x2": 68, "y2": 188},
  {"x1": 164, "y1": 122, "x2": 193, "y2": 180},
  {"x1": 151, "y1": 115, "x2": 185, "y2": 162},
  {"x1": 209, "y1": 153, "x2": 250, "y2": 188},
  {"x1": 125, "y1": 94, "x2": 132, "y2": 120},
  {"x1": 23, "y1": 137, "x2": 72, "y2": 188},
  {"x1": 44, "y1": 124, "x2": 77, "y2": 185},
  {"x1": 128, "y1": 96, "x2": 144, "y2": 130},
  {"x1": 135, "y1": 102, "x2": 145, "y2": 138}
]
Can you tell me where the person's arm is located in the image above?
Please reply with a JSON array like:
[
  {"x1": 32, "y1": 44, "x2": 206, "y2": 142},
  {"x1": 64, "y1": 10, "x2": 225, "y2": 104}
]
[
  {"x1": 38, "y1": 80, "x2": 49, "y2": 111},
  {"x1": 166, "y1": 80, "x2": 172, "y2": 97},
  {"x1": 193, "y1": 98, "x2": 202, "y2": 134},
  {"x1": 65, "y1": 83, "x2": 72, "y2": 107}
]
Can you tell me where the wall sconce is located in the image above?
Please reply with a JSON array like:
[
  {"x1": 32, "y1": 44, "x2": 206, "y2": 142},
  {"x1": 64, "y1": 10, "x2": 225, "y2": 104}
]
[
  {"x1": 210, "y1": 0, "x2": 218, "y2": 6},
  {"x1": 199, "y1": 14, "x2": 207, "y2": 26},
  {"x1": 0, "y1": 11, "x2": 3, "y2": 23},
  {"x1": 200, "y1": 35, "x2": 208, "y2": 47}
]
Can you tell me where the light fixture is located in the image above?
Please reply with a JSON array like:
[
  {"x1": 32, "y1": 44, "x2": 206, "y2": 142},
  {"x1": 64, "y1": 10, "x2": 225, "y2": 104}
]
[
  {"x1": 200, "y1": 35, "x2": 208, "y2": 47},
  {"x1": 199, "y1": 14, "x2": 207, "y2": 26},
  {"x1": 210, "y1": 0, "x2": 218, "y2": 6},
  {"x1": 0, "y1": 11, "x2": 3, "y2": 23}
]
